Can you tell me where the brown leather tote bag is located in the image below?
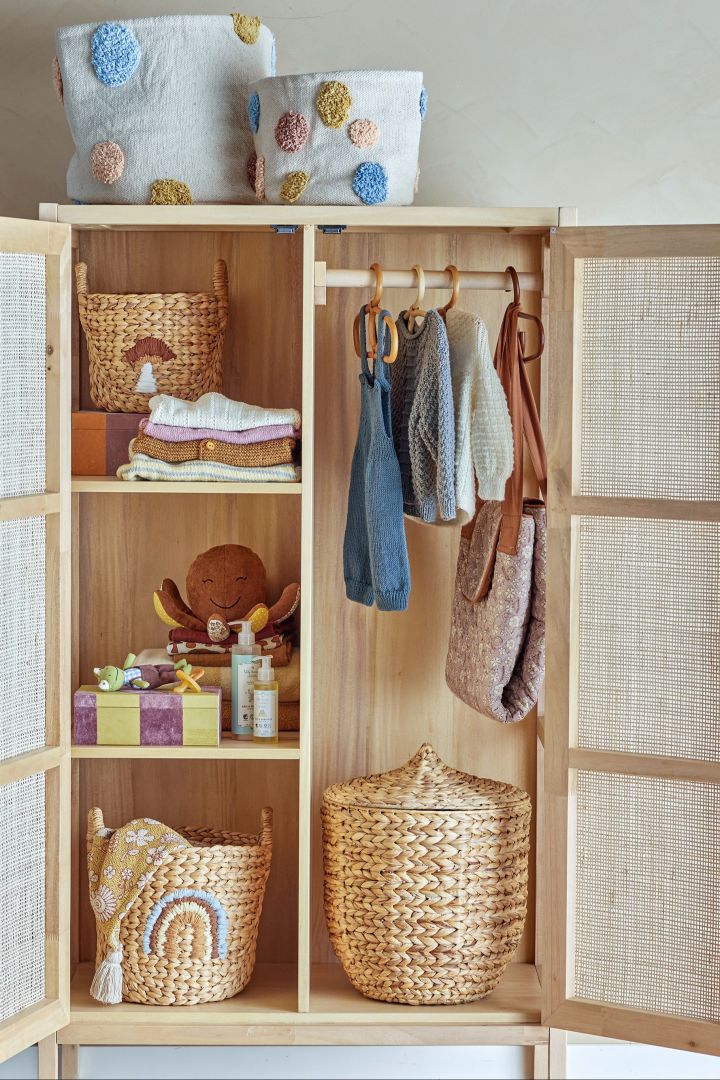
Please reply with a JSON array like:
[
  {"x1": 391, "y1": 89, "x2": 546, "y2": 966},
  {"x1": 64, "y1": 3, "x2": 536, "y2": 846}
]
[{"x1": 446, "y1": 268, "x2": 547, "y2": 723}]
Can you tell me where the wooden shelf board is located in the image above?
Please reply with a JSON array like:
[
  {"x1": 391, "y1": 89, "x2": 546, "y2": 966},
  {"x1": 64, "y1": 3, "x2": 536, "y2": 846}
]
[
  {"x1": 60, "y1": 963, "x2": 541, "y2": 1045},
  {"x1": 71, "y1": 733, "x2": 300, "y2": 760},
  {"x1": 71, "y1": 476, "x2": 302, "y2": 495}
]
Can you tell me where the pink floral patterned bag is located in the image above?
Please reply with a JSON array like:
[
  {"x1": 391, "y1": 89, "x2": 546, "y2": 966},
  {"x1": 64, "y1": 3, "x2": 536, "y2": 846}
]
[{"x1": 446, "y1": 269, "x2": 547, "y2": 724}]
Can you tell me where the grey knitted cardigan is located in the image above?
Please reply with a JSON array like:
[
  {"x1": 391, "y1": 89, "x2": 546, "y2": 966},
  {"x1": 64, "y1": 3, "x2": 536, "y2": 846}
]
[{"x1": 391, "y1": 310, "x2": 456, "y2": 523}]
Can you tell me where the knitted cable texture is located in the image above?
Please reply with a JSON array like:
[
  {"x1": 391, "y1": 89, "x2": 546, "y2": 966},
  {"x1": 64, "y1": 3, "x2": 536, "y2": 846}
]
[
  {"x1": 131, "y1": 433, "x2": 295, "y2": 467},
  {"x1": 148, "y1": 392, "x2": 301, "y2": 432},
  {"x1": 446, "y1": 308, "x2": 513, "y2": 518}
]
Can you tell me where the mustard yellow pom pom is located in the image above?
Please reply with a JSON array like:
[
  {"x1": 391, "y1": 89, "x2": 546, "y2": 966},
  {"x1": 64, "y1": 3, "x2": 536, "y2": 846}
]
[
  {"x1": 150, "y1": 180, "x2": 192, "y2": 205},
  {"x1": 232, "y1": 14, "x2": 261, "y2": 44},
  {"x1": 316, "y1": 80, "x2": 352, "y2": 128},
  {"x1": 280, "y1": 171, "x2": 309, "y2": 204}
]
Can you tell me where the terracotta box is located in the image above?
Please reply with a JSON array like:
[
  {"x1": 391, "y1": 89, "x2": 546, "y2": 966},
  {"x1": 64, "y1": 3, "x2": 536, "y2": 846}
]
[
  {"x1": 72, "y1": 411, "x2": 142, "y2": 475},
  {"x1": 73, "y1": 685, "x2": 222, "y2": 746}
]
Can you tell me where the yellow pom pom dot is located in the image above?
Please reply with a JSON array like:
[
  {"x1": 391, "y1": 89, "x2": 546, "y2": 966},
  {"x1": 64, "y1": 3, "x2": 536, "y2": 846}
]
[
  {"x1": 348, "y1": 119, "x2": 379, "y2": 149},
  {"x1": 51, "y1": 56, "x2": 63, "y2": 103},
  {"x1": 150, "y1": 179, "x2": 192, "y2": 205},
  {"x1": 280, "y1": 171, "x2": 309, "y2": 203},
  {"x1": 316, "y1": 80, "x2": 352, "y2": 128},
  {"x1": 90, "y1": 141, "x2": 125, "y2": 184},
  {"x1": 232, "y1": 14, "x2": 261, "y2": 44}
]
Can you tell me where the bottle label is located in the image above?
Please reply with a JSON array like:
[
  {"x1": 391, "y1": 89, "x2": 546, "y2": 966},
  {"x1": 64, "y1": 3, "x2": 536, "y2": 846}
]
[
  {"x1": 232, "y1": 657, "x2": 262, "y2": 736},
  {"x1": 253, "y1": 689, "x2": 277, "y2": 739}
]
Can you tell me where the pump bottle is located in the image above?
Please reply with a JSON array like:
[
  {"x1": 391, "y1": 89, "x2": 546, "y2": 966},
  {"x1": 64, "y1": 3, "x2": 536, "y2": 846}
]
[
  {"x1": 231, "y1": 621, "x2": 262, "y2": 738},
  {"x1": 253, "y1": 656, "x2": 278, "y2": 744}
]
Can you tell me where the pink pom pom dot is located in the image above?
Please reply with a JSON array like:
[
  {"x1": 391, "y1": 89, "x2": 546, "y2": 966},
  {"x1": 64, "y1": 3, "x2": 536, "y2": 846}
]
[
  {"x1": 90, "y1": 140, "x2": 125, "y2": 184},
  {"x1": 348, "y1": 119, "x2": 379, "y2": 149},
  {"x1": 275, "y1": 111, "x2": 310, "y2": 153}
]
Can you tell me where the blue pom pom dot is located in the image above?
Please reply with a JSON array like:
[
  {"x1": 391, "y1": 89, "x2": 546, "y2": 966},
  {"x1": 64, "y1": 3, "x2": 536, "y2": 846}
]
[
  {"x1": 352, "y1": 162, "x2": 388, "y2": 205},
  {"x1": 419, "y1": 86, "x2": 428, "y2": 121},
  {"x1": 91, "y1": 22, "x2": 141, "y2": 87},
  {"x1": 247, "y1": 91, "x2": 260, "y2": 134}
]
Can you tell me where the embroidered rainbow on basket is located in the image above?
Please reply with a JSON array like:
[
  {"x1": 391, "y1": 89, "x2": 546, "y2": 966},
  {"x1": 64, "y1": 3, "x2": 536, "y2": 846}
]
[
  {"x1": 142, "y1": 889, "x2": 228, "y2": 961},
  {"x1": 123, "y1": 336, "x2": 176, "y2": 367}
]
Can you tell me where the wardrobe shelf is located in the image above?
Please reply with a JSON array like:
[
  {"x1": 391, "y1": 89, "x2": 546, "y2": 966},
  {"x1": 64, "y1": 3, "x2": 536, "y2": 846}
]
[
  {"x1": 71, "y1": 733, "x2": 301, "y2": 760},
  {"x1": 71, "y1": 476, "x2": 302, "y2": 494},
  {"x1": 59, "y1": 963, "x2": 542, "y2": 1046}
]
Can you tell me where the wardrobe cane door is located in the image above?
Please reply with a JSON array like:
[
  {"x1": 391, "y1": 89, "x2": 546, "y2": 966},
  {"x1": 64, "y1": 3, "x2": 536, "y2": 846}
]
[
  {"x1": 0, "y1": 218, "x2": 71, "y2": 1064},
  {"x1": 544, "y1": 226, "x2": 720, "y2": 1056}
]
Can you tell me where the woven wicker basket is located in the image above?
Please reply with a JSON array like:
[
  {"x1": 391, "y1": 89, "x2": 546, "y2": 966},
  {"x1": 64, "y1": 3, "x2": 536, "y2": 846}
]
[
  {"x1": 322, "y1": 744, "x2": 531, "y2": 1005},
  {"x1": 76, "y1": 260, "x2": 228, "y2": 413},
  {"x1": 87, "y1": 806, "x2": 272, "y2": 1006}
]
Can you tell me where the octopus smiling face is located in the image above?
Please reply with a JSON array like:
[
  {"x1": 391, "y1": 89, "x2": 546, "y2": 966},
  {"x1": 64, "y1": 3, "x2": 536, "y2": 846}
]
[{"x1": 186, "y1": 544, "x2": 266, "y2": 626}]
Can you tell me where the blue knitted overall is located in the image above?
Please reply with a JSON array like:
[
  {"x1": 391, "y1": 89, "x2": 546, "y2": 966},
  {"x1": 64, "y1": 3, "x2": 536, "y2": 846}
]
[{"x1": 343, "y1": 309, "x2": 410, "y2": 611}]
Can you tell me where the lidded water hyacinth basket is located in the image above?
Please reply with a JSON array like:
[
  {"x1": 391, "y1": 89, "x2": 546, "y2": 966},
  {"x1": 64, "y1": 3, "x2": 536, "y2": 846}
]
[{"x1": 321, "y1": 744, "x2": 531, "y2": 1005}]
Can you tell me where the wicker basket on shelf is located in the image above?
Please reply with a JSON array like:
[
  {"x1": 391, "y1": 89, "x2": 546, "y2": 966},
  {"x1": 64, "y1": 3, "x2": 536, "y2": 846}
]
[
  {"x1": 87, "y1": 806, "x2": 272, "y2": 1006},
  {"x1": 322, "y1": 743, "x2": 531, "y2": 1005},
  {"x1": 75, "y1": 260, "x2": 228, "y2": 413}
]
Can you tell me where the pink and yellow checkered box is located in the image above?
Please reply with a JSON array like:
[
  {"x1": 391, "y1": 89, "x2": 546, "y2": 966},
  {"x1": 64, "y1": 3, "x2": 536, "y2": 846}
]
[{"x1": 73, "y1": 686, "x2": 222, "y2": 746}]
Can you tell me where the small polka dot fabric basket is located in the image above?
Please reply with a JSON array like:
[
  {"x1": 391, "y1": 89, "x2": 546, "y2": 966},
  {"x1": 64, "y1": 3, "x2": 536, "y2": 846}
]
[
  {"x1": 54, "y1": 15, "x2": 276, "y2": 205},
  {"x1": 248, "y1": 70, "x2": 425, "y2": 205}
]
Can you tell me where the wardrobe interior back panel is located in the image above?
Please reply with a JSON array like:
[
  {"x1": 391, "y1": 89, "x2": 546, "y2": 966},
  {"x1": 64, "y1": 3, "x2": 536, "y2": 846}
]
[{"x1": 311, "y1": 228, "x2": 545, "y2": 965}]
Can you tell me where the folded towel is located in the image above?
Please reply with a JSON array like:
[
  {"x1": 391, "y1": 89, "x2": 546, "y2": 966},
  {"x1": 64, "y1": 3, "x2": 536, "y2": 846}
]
[
  {"x1": 117, "y1": 454, "x2": 299, "y2": 484},
  {"x1": 139, "y1": 418, "x2": 300, "y2": 445},
  {"x1": 131, "y1": 434, "x2": 296, "y2": 468},
  {"x1": 167, "y1": 625, "x2": 284, "y2": 647},
  {"x1": 149, "y1": 392, "x2": 301, "y2": 432},
  {"x1": 167, "y1": 637, "x2": 293, "y2": 667}
]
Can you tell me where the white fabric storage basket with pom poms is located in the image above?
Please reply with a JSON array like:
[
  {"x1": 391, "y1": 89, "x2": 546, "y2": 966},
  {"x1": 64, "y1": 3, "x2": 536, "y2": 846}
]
[
  {"x1": 247, "y1": 70, "x2": 426, "y2": 205},
  {"x1": 54, "y1": 15, "x2": 275, "y2": 205}
]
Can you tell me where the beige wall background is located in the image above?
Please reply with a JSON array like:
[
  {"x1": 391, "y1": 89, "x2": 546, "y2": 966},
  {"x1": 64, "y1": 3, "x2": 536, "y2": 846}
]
[{"x1": 1, "y1": 0, "x2": 719, "y2": 223}]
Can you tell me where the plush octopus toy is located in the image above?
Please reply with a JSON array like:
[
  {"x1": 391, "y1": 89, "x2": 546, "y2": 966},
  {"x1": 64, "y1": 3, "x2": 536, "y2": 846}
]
[{"x1": 153, "y1": 544, "x2": 300, "y2": 643}]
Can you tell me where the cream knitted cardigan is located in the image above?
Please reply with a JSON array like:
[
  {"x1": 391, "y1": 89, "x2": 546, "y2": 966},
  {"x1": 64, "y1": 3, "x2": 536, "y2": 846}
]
[
  {"x1": 148, "y1": 392, "x2": 301, "y2": 432},
  {"x1": 445, "y1": 308, "x2": 513, "y2": 523}
]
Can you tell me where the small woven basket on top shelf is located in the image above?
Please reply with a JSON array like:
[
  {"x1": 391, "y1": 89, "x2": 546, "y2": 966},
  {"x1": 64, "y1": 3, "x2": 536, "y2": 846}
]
[
  {"x1": 322, "y1": 744, "x2": 531, "y2": 1005},
  {"x1": 87, "y1": 806, "x2": 272, "y2": 1006},
  {"x1": 75, "y1": 259, "x2": 228, "y2": 413}
]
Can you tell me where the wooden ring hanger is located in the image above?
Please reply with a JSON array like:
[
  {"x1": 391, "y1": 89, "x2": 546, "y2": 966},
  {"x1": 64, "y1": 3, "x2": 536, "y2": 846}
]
[
  {"x1": 438, "y1": 264, "x2": 460, "y2": 320},
  {"x1": 406, "y1": 264, "x2": 427, "y2": 331},
  {"x1": 353, "y1": 263, "x2": 399, "y2": 364}
]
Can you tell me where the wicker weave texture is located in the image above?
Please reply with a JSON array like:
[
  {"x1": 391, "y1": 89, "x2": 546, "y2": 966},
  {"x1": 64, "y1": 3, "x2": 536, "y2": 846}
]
[
  {"x1": 0, "y1": 773, "x2": 45, "y2": 1022},
  {"x1": 580, "y1": 257, "x2": 720, "y2": 501},
  {"x1": 89, "y1": 807, "x2": 272, "y2": 1006},
  {"x1": 575, "y1": 771, "x2": 719, "y2": 1021},
  {"x1": 577, "y1": 516, "x2": 720, "y2": 761},
  {"x1": 322, "y1": 745, "x2": 531, "y2": 1005},
  {"x1": 0, "y1": 253, "x2": 45, "y2": 498},
  {"x1": 76, "y1": 260, "x2": 228, "y2": 414},
  {"x1": 0, "y1": 517, "x2": 45, "y2": 761}
]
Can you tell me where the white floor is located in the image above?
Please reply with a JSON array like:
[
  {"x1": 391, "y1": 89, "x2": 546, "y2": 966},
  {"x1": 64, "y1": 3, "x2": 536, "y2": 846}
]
[{"x1": 2, "y1": 1042, "x2": 720, "y2": 1079}]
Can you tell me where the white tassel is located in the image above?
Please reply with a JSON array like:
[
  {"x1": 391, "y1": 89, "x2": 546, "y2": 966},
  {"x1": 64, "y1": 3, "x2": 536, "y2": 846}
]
[{"x1": 90, "y1": 949, "x2": 123, "y2": 1004}]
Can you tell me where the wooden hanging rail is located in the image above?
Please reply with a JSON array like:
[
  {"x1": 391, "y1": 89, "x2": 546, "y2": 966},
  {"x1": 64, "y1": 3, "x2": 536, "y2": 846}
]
[{"x1": 313, "y1": 263, "x2": 542, "y2": 305}]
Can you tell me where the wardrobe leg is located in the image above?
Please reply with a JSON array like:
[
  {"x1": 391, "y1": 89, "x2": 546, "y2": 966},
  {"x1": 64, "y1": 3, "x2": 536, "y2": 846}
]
[
  {"x1": 59, "y1": 1045, "x2": 80, "y2": 1080},
  {"x1": 37, "y1": 1035, "x2": 58, "y2": 1080},
  {"x1": 548, "y1": 1028, "x2": 567, "y2": 1080},
  {"x1": 532, "y1": 1038, "x2": 550, "y2": 1079}
]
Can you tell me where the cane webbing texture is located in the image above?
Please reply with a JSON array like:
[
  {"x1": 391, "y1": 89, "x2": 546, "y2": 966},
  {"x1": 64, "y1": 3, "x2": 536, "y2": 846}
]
[
  {"x1": 0, "y1": 772, "x2": 45, "y2": 1022},
  {"x1": 579, "y1": 257, "x2": 720, "y2": 501},
  {"x1": 0, "y1": 517, "x2": 46, "y2": 761},
  {"x1": 0, "y1": 252, "x2": 46, "y2": 499},
  {"x1": 576, "y1": 516, "x2": 720, "y2": 761},
  {"x1": 574, "y1": 771, "x2": 719, "y2": 1022}
]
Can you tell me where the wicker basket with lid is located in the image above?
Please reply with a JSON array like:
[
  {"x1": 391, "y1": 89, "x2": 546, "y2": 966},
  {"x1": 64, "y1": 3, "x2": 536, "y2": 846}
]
[{"x1": 322, "y1": 743, "x2": 531, "y2": 1005}]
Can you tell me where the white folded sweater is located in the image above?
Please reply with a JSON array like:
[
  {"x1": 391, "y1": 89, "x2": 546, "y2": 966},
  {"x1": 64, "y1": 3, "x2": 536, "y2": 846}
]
[
  {"x1": 148, "y1": 392, "x2": 301, "y2": 432},
  {"x1": 445, "y1": 308, "x2": 514, "y2": 522}
]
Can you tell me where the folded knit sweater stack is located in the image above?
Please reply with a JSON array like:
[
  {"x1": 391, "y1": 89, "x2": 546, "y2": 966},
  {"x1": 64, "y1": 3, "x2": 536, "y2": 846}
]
[{"x1": 117, "y1": 392, "x2": 301, "y2": 483}]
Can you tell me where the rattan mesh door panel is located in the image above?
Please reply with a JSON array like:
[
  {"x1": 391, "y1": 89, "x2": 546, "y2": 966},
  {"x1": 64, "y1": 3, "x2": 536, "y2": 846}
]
[
  {"x1": 575, "y1": 770, "x2": 719, "y2": 1022},
  {"x1": 0, "y1": 773, "x2": 45, "y2": 1023},
  {"x1": 0, "y1": 517, "x2": 46, "y2": 761},
  {"x1": 580, "y1": 257, "x2": 720, "y2": 502},
  {"x1": 0, "y1": 253, "x2": 46, "y2": 499},
  {"x1": 577, "y1": 516, "x2": 720, "y2": 760}
]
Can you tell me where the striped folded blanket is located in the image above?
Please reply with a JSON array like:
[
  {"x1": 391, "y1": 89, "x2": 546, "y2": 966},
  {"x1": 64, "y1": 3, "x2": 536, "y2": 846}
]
[
  {"x1": 117, "y1": 454, "x2": 299, "y2": 484},
  {"x1": 131, "y1": 434, "x2": 296, "y2": 468},
  {"x1": 139, "y1": 418, "x2": 300, "y2": 445}
]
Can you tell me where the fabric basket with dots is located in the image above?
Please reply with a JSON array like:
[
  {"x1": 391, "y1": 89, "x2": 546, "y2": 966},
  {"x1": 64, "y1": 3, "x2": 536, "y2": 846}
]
[
  {"x1": 54, "y1": 15, "x2": 275, "y2": 205},
  {"x1": 247, "y1": 70, "x2": 425, "y2": 205}
]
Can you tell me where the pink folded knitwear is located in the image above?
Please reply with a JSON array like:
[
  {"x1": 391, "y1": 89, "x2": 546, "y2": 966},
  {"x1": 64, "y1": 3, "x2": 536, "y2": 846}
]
[{"x1": 139, "y1": 418, "x2": 301, "y2": 445}]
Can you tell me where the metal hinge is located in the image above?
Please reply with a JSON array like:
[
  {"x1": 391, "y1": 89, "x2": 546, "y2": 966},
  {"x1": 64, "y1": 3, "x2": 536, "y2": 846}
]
[
  {"x1": 271, "y1": 224, "x2": 299, "y2": 234},
  {"x1": 317, "y1": 225, "x2": 347, "y2": 235}
]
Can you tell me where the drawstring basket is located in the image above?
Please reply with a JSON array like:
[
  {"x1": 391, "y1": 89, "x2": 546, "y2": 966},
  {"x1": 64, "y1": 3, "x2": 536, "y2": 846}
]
[
  {"x1": 76, "y1": 260, "x2": 228, "y2": 413},
  {"x1": 87, "y1": 806, "x2": 272, "y2": 1005}
]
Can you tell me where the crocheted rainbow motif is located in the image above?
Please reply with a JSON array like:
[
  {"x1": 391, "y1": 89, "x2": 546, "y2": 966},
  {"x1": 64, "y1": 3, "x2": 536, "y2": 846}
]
[{"x1": 142, "y1": 889, "x2": 228, "y2": 962}]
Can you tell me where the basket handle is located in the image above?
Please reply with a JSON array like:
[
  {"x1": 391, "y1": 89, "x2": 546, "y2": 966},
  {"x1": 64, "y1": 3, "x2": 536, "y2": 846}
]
[
  {"x1": 87, "y1": 806, "x2": 105, "y2": 843},
  {"x1": 212, "y1": 259, "x2": 229, "y2": 333},
  {"x1": 260, "y1": 806, "x2": 273, "y2": 847},
  {"x1": 75, "y1": 262, "x2": 89, "y2": 296}
]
